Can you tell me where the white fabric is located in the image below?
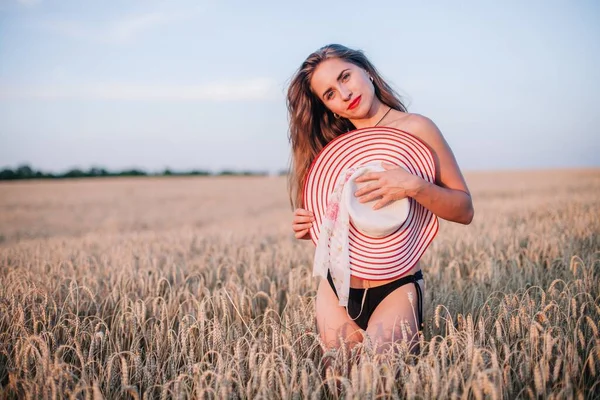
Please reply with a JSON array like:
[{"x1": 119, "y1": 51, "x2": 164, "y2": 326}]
[{"x1": 312, "y1": 161, "x2": 410, "y2": 307}]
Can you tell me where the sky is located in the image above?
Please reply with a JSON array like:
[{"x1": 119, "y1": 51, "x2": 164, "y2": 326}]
[{"x1": 0, "y1": 0, "x2": 599, "y2": 174}]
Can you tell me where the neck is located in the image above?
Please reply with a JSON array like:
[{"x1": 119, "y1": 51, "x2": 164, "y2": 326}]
[{"x1": 349, "y1": 98, "x2": 390, "y2": 129}]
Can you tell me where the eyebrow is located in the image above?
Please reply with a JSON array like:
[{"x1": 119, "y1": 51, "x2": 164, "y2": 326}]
[{"x1": 322, "y1": 69, "x2": 350, "y2": 99}]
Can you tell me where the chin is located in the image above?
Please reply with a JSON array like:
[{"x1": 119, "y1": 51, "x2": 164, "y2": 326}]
[
  {"x1": 344, "y1": 98, "x2": 372, "y2": 119},
  {"x1": 358, "y1": 99, "x2": 375, "y2": 117},
  {"x1": 353, "y1": 108, "x2": 372, "y2": 120}
]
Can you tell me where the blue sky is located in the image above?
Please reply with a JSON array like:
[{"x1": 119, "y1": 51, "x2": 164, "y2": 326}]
[{"x1": 0, "y1": 0, "x2": 599, "y2": 174}]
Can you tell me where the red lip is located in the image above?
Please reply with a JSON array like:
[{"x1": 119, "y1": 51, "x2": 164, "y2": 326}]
[{"x1": 347, "y1": 95, "x2": 362, "y2": 110}]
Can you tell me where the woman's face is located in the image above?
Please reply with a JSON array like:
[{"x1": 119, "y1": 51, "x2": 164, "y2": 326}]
[{"x1": 310, "y1": 58, "x2": 375, "y2": 120}]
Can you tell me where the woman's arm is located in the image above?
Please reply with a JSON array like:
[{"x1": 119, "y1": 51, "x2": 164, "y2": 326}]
[
  {"x1": 354, "y1": 114, "x2": 474, "y2": 225},
  {"x1": 407, "y1": 172, "x2": 474, "y2": 225},
  {"x1": 405, "y1": 114, "x2": 473, "y2": 224}
]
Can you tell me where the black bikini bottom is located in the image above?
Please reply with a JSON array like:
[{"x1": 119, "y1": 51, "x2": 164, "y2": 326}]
[{"x1": 326, "y1": 269, "x2": 424, "y2": 331}]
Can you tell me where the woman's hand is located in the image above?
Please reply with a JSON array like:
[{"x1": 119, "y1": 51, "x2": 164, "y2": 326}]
[
  {"x1": 292, "y1": 208, "x2": 314, "y2": 240},
  {"x1": 353, "y1": 162, "x2": 425, "y2": 210}
]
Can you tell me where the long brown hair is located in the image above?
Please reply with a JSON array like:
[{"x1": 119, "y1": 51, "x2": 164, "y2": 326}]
[{"x1": 286, "y1": 44, "x2": 408, "y2": 209}]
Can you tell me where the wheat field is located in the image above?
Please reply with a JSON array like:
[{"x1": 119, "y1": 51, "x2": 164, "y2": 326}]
[{"x1": 0, "y1": 169, "x2": 599, "y2": 399}]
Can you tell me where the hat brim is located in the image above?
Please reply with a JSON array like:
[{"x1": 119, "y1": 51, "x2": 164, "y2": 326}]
[{"x1": 303, "y1": 126, "x2": 439, "y2": 280}]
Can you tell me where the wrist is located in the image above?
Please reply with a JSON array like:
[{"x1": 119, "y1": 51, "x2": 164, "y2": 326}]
[{"x1": 407, "y1": 176, "x2": 428, "y2": 198}]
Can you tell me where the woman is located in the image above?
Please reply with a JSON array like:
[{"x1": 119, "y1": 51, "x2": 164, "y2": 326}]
[{"x1": 287, "y1": 44, "x2": 474, "y2": 353}]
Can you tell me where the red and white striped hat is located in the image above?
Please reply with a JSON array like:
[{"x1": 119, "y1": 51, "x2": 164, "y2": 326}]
[{"x1": 303, "y1": 126, "x2": 439, "y2": 280}]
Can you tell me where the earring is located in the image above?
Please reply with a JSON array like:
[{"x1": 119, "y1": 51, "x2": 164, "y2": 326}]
[
  {"x1": 369, "y1": 75, "x2": 374, "y2": 82},
  {"x1": 333, "y1": 113, "x2": 340, "y2": 119}
]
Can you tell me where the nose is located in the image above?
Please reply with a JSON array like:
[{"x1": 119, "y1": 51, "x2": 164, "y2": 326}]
[{"x1": 339, "y1": 85, "x2": 352, "y2": 101}]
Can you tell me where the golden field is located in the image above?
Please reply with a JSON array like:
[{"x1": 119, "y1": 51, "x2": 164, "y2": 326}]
[{"x1": 0, "y1": 169, "x2": 599, "y2": 399}]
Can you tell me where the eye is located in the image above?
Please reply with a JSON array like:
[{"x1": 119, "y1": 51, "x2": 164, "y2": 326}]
[
  {"x1": 326, "y1": 91, "x2": 335, "y2": 100},
  {"x1": 342, "y1": 73, "x2": 350, "y2": 82}
]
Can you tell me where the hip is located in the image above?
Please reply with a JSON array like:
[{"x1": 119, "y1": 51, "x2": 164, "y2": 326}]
[{"x1": 349, "y1": 260, "x2": 422, "y2": 289}]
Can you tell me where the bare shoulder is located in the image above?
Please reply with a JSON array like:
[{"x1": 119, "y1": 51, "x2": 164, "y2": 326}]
[
  {"x1": 387, "y1": 112, "x2": 442, "y2": 144},
  {"x1": 387, "y1": 112, "x2": 470, "y2": 194}
]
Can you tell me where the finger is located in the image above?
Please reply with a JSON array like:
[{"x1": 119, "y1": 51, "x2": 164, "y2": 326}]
[
  {"x1": 354, "y1": 172, "x2": 379, "y2": 183},
  {"x1": 295, "y1": 229, "x2": 309, "y2": 239},
  {"x1": 294, "y1": 215, "x2": 314, "y2": 223},
  {"x1": 293, "y1": 222, "x2": 313, "y2": 231},
  {"x1": 358, "y1": 188, "x2": 385, "y2": 203},
  {"x1": 354, "y1": 182, "x2": 379, "y2": 197},
  {"x1": 295, "y1": 208, "x2": 314, "y2": 217},
  {"x1": 381, "y1": 162, "x2": 398, "y2": 170},
  {"x1": 373, "y1": 196, "x2": 392, "y2": 210}
]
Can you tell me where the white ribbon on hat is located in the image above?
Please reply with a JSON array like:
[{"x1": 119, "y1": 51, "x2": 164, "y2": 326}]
[
  {"x1": 313, "y1": 162, "x2": 402, "y2": 307},
  {"x1": 312, "y1": 165, "x2": 357, "y2": 306}
]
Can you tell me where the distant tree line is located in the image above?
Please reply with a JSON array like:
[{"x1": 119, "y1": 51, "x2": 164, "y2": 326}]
[{"x1": 0, "y1": 164, "x2": 289, "y2": 181}]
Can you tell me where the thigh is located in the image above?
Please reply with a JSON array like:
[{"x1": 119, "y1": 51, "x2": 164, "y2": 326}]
[
  {"x1": 315, "y1": 277, "x2": 364, "y2": 350},
  {"x1": 365, "y1": 279, "x2": 425, "y2": 353}
]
